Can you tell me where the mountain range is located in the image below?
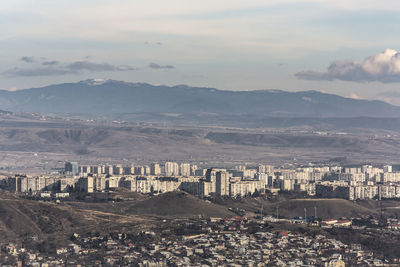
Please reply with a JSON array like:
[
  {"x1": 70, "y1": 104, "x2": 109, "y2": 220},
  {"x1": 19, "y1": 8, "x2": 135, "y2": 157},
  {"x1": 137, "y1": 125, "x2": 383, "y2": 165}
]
[{"x1": 0, "y1": 79, "x2": 398, "y2": 118}]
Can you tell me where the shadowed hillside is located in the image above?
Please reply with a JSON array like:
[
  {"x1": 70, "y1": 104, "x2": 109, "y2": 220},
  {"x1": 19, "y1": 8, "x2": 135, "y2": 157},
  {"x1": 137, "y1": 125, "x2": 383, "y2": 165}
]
[
  {"x1": 0, "y1": 192, "x2": 84, "y2": 242},
  {"x1": 0, "y1": 191, "x2": 234, "y2": 249},
  {"x1": 0, "y1": 191, "x2": 152, "y2": 251}
]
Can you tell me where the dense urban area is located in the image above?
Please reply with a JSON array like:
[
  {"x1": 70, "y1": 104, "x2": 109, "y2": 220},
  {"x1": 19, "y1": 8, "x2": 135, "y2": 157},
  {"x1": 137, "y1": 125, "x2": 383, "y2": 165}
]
[
  {"x1": 4, "y1": 161, "x2": 400, "y2": 200},
  {"x1": 2, "y1": 161, "x2": 400, "y2": 266}
]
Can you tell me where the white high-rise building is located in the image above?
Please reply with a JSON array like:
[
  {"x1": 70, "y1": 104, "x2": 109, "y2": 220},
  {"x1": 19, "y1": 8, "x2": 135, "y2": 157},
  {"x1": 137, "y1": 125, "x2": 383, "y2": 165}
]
[
  {"x1": 150, "y1": 163, "x2": 161, "y2": 175},
  {"x1": 191, "y1": 164, "x2": 198, "y2": 176},
  {"x1": 216, "y1": 171, "x2": 230, "y2": 196},
  {"x1": 180, "y1": 163, "x2": 191, "y2": 177},
  {"x1": 383, "y1": 165, "x2": 393, "y2": 173},
  {"x1": 165, "y1": 162, "x2": 180, "y2": 176}
]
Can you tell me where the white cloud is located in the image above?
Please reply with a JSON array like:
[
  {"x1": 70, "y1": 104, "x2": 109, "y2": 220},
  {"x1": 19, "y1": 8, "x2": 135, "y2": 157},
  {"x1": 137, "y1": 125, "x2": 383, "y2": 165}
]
[{"x1": 296, "y1": 49, "x2": 400, "y2": 83}]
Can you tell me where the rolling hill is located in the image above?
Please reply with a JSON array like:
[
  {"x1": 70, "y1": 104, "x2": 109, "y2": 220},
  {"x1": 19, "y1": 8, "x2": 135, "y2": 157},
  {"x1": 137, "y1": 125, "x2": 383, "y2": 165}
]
[
  {"x1": 0, "y1": 190, "x2": 235, "y2": 254},
  {"x1": 214, "y1": 197, "x2": 382, "y2": 220},
  {"x1": 125, "y1": 191, "x2": 234, "y2": 217},
  {"x1": 264, "y1": 198, "x2": 378, "y2": 219},
  {"x1": 0, "y1": 191, "x2": 153, "y2": 250},
  {"x1": 0, "y1": 192, "x2": 84, "y2": 242}
]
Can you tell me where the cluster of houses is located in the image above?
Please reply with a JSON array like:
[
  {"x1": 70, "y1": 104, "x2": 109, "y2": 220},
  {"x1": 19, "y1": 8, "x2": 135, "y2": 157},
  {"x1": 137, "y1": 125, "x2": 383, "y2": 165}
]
[{"x1": 1, "y1": 217, "x2": 391, "y2": 266}]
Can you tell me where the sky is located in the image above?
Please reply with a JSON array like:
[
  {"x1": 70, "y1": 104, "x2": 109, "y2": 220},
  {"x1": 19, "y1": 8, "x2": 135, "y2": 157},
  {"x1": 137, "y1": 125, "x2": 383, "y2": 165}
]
[{"x1": 2, "y1": 1, "x2": 400, "y2": 104}]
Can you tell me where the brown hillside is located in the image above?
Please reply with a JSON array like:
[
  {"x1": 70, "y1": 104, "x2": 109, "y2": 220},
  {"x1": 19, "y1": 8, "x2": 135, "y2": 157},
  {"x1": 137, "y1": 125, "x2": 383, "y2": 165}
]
[
  {"x1": 264, "y1": 198, "x2": 378, "y2": 219},
  {"x1": 126, "y1": 191, "x2": 234, "y2": 218},
  {"x1": 0, "y1": 192, "x2": 84, "y2": 243},
  {"x1": 0, "y1": 191, "x2": 152, "y2": 248}
]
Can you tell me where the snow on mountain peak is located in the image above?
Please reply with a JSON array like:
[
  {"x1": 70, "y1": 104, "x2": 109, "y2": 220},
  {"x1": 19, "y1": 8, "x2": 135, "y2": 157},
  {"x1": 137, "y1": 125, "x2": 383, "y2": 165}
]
[{"x1": 79, "y1": 78, "x2": 109, "y2": 86}]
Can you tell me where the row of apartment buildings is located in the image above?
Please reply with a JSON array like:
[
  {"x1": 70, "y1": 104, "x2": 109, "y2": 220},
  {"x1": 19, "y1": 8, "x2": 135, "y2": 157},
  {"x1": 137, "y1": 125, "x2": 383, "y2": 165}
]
[
  {"x1": 316, "y1": 181, "x2": 400, "y2": 200},
  {"x1": 65, "y1": 162, "x2": 199, "y2": 177},
  {"x1": 2, "y1": 168, "x2": 266, "y2": 198},
  {"x1": 4, "y1": 162, "x2": 400, "y2": 200}
]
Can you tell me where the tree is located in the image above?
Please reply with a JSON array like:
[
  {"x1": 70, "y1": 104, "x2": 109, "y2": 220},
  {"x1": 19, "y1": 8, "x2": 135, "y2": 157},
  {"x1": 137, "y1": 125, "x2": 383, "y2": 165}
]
[{"x1": 252, "y1": 189, "x2": 260, "y2": 198}]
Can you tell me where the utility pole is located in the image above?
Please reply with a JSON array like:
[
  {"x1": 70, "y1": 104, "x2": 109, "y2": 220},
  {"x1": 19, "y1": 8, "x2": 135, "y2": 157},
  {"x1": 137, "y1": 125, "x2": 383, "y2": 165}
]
[
  {"x1": 276, "y1": 205, "x2": 279, "y2": 219},
  {"x1": 304, "y1": 208, "x2": 307, "y2": 222},
  {"x1": 379, "y1": 201, "x2": 384, "y2": 229}
]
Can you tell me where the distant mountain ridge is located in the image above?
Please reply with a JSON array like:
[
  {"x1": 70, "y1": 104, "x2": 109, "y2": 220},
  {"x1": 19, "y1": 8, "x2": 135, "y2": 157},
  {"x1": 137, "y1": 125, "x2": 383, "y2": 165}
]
[{"x1": 0, "y1": 79, "x2": 399, "y2": 117}]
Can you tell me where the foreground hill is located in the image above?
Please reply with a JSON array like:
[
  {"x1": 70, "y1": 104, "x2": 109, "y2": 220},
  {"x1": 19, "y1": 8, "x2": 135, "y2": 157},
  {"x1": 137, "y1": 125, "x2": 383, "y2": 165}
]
[
  {"x1": 265, "y1": 198, "x2": 378, "y2": 219},
  {"x1": 216, "y1": 197, "x2": 381, "y2": 219},
  {"x1": 0, "y1": 192, "x2": 83, "y2": 242},
  {"x1": 125, "y1": 191, "x2": 234, "y2": 217},
  {"x1": 65, "y1": 191, "x2": 235, "y2": 218},
  {"x1": 0, "y1": 191, "x2": 152, "y2": 250},
  {"x1": 0, "y1": 79, "x2": 399, "y2": 117},
  {"x1": 0, "y1": 191, "x2": 233, "y2": 247}
]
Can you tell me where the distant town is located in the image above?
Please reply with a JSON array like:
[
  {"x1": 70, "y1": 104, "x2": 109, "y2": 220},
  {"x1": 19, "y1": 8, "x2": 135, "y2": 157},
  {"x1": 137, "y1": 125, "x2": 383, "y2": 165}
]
[{"x1": 3, "y1": 161, "x2": 400, "y2": 200}]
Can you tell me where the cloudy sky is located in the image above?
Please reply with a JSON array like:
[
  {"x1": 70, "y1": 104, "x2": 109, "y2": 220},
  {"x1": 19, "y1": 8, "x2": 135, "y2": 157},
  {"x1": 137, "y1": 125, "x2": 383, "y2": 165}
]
[{"x1": 2, "y1": 1, "x2": 400, "y2": 104}]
